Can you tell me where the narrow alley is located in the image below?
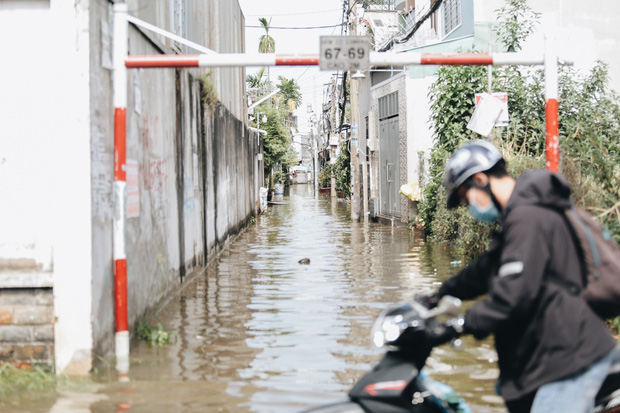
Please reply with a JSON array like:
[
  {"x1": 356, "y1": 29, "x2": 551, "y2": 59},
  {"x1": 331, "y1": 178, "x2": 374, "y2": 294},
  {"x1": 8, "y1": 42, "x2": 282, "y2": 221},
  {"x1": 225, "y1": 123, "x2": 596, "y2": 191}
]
[{"x1": 3, "y1": 186, "x2": 503, "y2": 413}]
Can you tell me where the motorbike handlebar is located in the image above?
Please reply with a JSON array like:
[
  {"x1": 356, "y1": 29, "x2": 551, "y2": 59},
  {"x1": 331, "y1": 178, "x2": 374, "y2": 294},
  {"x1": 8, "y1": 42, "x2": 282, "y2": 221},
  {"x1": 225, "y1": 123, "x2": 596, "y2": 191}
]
[{"x1": 428, "y1": 317, "x2": 465, "y2": 347}]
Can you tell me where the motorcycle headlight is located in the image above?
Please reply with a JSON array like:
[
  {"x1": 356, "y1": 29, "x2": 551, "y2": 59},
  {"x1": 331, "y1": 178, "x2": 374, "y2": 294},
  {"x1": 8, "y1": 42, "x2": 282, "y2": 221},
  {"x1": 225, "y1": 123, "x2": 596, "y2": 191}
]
[{"x1": 371, "y1": 302, "x2": 420, "y2": 348}]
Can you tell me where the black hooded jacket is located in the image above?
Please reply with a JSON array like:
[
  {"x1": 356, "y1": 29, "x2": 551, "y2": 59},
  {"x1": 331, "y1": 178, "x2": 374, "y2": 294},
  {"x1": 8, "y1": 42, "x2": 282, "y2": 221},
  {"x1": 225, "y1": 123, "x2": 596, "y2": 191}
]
[{"x1": 438, "y1": 170, "x2": 616, "y2": 402}]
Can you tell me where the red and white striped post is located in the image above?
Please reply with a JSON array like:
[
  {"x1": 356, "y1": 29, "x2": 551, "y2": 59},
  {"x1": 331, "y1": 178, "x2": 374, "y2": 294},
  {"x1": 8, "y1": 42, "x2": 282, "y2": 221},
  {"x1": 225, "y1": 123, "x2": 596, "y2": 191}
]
[
  {"x1": 113, "y1": 2, "x2": 129, "y2": 377},
  {"x1": 544, "y1": 37, "x2": 560, "y2": 173}
]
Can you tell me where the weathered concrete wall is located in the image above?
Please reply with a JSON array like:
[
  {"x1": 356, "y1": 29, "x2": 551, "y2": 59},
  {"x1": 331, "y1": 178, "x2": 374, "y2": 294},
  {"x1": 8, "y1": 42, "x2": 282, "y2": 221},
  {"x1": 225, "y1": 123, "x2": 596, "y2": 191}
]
[
  {"x1": 88, "y1": 3, "x2": 260, "y2": 364},
  {"x1": 0, "y1": 0, "x2": 257, "y2": 374},
  {"x1": 129, "y1": 0, "x2": 246, "y2": 119}
]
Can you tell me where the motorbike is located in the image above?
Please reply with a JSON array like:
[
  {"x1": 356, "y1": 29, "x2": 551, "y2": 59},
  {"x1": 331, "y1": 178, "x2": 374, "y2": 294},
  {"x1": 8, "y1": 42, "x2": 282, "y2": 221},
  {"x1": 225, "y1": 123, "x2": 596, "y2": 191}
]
[{"x1": 303, "y1": 296, "x2": 620, "y2": 413}]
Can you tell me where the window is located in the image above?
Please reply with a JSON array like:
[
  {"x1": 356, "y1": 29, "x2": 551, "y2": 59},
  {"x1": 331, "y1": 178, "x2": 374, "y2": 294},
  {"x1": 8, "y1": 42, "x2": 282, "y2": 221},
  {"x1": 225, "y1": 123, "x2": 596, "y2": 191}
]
[
  {"x1": 378, "y1": 92, "x2": 398, "y2": 120},
  {"x1": 443, "y1": 0, "x2": 461, "y2": 36}
]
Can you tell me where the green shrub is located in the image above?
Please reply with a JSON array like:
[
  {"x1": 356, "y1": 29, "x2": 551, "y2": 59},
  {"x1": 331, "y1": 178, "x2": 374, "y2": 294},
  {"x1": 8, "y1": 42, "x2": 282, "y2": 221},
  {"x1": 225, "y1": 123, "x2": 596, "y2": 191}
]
[
  {"x1": 334, "y1": 141, "x2": 351, "y2": 199},
  {"x1": 318, "y1": 163, "x2": 332, "y2": 188},
  {"x1": 136, "y1": 320, "x2": 177, "y2": 345}
]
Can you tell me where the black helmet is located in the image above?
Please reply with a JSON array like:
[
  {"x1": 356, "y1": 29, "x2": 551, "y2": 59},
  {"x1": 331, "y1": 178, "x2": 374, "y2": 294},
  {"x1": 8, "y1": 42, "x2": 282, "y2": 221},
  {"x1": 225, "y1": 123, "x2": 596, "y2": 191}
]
[{"x1": 443, "y1": 140, "x2": 503, "y2": 209}]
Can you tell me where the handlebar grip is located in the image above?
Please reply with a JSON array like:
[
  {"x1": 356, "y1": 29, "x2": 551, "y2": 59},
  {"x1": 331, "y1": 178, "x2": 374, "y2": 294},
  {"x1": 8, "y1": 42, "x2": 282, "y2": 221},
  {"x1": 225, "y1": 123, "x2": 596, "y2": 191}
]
[{"x1": 428, "y1": 318, "x2": 465, "y2": 346}]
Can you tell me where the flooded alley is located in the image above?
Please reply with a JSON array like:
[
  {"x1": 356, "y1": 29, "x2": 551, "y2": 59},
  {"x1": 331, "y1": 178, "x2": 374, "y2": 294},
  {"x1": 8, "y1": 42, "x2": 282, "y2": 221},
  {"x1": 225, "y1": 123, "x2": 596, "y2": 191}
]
[{"x1": 3, "y1": 185, "x2": 503, "y2": 413}]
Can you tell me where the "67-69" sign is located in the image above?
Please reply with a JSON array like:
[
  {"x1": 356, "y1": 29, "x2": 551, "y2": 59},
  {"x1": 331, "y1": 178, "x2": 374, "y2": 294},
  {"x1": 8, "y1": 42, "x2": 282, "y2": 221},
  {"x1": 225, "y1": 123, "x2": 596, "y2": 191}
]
[{"x1": 320, "y1": 36, "x2": 371, "y2": 71}]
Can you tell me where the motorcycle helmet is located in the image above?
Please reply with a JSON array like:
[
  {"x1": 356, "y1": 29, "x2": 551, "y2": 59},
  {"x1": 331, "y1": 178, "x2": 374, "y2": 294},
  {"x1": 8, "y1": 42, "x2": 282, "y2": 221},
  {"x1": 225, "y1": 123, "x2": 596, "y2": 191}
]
[{"x1": 443, "y1": 140, "x2": 503, "y2": 209}]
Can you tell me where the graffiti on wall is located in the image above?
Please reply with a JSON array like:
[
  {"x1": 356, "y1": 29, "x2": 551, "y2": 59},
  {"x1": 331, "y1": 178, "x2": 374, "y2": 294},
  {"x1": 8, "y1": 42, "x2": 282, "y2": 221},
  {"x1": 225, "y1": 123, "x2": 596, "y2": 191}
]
[
  {"x1": 126, "y1": 159, "x2": 140, "y2": 218},
  {"x1": 91, "y1": 127, "x2": 112, "y2": 222}
]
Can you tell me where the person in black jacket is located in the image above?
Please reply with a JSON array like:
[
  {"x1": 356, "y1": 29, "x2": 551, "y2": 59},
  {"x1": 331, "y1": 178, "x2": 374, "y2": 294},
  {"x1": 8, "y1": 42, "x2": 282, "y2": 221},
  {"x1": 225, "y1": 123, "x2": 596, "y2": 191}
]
[{"x1": 430, "y1": 140, "x2": 616, "y2": 413}]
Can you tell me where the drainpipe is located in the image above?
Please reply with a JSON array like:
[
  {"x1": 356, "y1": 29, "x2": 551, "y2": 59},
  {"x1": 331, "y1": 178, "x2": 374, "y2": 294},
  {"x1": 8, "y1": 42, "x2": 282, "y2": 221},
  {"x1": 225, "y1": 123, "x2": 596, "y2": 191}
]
[{"x1": 113, "y1": 2, "x2": 129, "y2": 377}]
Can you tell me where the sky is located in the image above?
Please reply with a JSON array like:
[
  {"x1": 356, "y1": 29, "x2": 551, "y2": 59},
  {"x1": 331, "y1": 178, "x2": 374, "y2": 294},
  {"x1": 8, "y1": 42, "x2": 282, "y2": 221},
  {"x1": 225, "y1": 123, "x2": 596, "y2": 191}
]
[{"x1": 237, "y1": 0, "x2": 346, "y2": 134}]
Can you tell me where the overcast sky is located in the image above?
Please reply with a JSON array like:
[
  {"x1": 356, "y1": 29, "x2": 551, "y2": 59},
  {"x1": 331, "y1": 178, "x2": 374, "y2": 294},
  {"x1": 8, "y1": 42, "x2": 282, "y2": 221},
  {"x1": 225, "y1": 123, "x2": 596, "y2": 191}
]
[{"x1": 237, "y1": 0, "x2": 346, "y2": 134}]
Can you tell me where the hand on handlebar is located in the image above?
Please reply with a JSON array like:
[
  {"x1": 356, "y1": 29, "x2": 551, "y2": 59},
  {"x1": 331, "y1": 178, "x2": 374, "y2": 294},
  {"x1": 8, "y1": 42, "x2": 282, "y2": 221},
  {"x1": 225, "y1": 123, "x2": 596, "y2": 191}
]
[
  {"x1": 428, "y1": 317, "x2": 465, "y2": 346},
  {"x1": 414, "y1": 292, "x2": 440, "y2": 310}
]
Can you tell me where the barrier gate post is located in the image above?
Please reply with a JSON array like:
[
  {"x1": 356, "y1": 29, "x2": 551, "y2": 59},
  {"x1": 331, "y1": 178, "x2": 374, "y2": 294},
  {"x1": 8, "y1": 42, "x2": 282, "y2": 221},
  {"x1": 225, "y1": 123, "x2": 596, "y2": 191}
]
[{"x1": 113, "y1": 1, "x2": 129, "y2": 377}]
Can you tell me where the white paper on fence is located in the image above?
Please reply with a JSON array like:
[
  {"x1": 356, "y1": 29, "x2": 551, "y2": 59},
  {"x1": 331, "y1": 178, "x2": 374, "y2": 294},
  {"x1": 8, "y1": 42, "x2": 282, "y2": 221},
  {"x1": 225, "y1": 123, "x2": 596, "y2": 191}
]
[
  {"x1": 476, "y1": 92, "x2": 509, "y2": 127},
  {"x1": 467, "y1": 93, "x2": 504, "y2": 137}
]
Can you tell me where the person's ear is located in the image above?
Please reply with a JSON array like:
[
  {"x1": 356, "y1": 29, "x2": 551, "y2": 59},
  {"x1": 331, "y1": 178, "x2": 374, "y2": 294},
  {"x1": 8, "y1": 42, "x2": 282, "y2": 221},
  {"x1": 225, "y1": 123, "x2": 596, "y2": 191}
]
[{"x1": 471, "y1": 172, "x2": 489, "y2": 187}]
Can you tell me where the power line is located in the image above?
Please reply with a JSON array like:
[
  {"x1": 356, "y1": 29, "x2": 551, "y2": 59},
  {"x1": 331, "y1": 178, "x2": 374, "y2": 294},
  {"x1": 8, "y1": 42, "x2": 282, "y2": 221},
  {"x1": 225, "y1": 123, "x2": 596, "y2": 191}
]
[
  {"x1": 245, "y1": 8, "x2": 341, "y2": 17},
  {"x1": 246, "y1": 24, "x2": 344, "y2": 30}
]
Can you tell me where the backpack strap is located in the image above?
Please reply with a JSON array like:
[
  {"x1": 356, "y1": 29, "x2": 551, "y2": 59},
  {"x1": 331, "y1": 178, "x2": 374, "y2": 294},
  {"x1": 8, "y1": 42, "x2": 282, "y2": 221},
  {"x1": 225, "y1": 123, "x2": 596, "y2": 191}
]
[{"x1": 543, "y1": 205, "x2": 587, "y2": 296}]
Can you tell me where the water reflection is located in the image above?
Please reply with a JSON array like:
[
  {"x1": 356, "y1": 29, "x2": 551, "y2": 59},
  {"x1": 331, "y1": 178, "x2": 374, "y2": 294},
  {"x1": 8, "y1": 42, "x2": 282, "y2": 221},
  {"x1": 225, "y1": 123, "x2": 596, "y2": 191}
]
[{"x1": 3, "y1": 183, "x2": 505, "y2": 413}]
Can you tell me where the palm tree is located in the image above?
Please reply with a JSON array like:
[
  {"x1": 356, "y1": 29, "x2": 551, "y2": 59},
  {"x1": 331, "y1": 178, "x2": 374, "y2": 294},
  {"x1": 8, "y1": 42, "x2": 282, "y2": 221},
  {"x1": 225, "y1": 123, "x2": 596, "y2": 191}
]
[
  {"x1": 258, "y1": 17, "x2": 275, "y2": 94},
  {"x1": 246, "y1": 67, "x2": 268, "y2": 103},
  {"x1": 277, "y1": 76, "x2": 302, "y2": 114},
  {"x1": 246, "y1": 67, "x2": 266, "y2": 90}
]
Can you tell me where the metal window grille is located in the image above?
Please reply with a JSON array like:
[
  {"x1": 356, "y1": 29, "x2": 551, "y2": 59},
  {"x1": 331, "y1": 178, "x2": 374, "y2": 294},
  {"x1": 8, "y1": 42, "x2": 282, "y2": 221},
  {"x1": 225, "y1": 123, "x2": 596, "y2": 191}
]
[
  {"x1": 379, "y1": 92, "x2": 398, "y2": 120},
  {"x1": 443, "y1": 0, "x2": 461, "y2": 36}
]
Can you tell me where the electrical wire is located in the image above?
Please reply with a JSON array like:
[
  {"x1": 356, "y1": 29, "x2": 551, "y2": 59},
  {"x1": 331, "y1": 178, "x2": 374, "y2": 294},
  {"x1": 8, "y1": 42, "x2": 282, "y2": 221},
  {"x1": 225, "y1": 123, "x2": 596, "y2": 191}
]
[
  {"x1": 244, "y1": 8, "x2": 341, "y2": 17},
  {"x1": 246, "y1": 24, "x2": 344, "y2": 30}
]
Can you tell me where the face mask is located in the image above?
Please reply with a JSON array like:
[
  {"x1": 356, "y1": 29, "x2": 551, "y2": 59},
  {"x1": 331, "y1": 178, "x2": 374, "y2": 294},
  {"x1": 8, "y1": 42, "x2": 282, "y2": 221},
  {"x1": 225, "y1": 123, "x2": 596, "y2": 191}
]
[{"x1": 468, "y1": 187, "x2": 500, "y2": 223}]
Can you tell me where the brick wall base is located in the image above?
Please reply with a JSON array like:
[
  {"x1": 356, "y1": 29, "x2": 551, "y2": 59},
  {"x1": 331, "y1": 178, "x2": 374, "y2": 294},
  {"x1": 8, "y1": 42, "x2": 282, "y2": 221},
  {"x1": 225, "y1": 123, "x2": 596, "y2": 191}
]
[{"x1": 0, "y1": 288, "x2": 54, "y2": 366}]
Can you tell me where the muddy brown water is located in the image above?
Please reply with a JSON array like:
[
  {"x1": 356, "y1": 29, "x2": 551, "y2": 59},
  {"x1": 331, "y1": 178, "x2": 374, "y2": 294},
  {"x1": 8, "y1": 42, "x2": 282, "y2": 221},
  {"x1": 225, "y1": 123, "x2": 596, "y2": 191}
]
[{"x1": 2, "y1": 184, "x2": 506, "y2": 413}]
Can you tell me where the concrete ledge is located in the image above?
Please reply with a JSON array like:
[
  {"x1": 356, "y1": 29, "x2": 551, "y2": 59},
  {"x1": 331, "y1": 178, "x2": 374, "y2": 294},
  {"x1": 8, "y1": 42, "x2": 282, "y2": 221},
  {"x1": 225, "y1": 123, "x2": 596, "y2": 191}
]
[
  {"x1": 375, "y1": 215, "x2": 408, "y2": 228},
  {"x1": 0, "y1": 272, "x2": 53, "y2": 289}
]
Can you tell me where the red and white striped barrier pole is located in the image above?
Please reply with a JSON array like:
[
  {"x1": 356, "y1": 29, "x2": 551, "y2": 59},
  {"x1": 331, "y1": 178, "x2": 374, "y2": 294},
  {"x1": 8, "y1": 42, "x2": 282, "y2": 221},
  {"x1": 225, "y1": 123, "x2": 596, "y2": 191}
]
[
  {"x1": 113, "y1": 2, "x2": 129, "y2": 377},
  {"x1": 125, "y1": 51, "x2": 548, "y2": 69},
  {"x1": 544, "y1": 37, "x2": 560, "y2": 173}
]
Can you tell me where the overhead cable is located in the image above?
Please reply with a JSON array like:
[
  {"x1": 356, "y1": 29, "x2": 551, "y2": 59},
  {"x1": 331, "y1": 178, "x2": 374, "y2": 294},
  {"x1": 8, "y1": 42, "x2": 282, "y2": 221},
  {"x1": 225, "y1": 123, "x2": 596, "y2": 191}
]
[{"x1": 246, "y1": 24, "x2": 344, "y2": 30}]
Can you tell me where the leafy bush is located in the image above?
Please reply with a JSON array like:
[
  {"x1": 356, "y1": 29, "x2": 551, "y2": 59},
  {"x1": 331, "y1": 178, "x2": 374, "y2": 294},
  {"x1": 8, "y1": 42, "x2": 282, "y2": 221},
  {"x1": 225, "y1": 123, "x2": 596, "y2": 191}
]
[
  {"x1": 136, "y1": 320, "x2": 177, "y2": 345},
  {"x1": 318, "y1": 163, "x2": 332, "y2": 188},
  {"x1": 334, "y1": 141, "x2": 351, "y2": 199},
  {"x1": 419, "y1": 0, "x2": 620, "y2": 257}
]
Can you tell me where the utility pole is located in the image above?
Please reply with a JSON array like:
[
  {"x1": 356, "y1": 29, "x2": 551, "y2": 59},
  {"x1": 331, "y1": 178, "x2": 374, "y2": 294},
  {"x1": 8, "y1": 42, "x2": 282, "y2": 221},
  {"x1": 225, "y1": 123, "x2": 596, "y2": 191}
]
[
  {"x1": 330, "y1": 75, "x2": 337, "y2": 199},
  {"x1": 349, "y1": 0, "x2": 360, "y2": 221}
]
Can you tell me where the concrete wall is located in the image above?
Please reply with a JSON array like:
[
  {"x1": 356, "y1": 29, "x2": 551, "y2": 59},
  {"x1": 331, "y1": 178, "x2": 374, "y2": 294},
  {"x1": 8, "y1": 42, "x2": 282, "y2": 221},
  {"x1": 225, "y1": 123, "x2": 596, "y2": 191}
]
[
  {"x1": 0, "y1": 0, "x2": 259, "y2": 374},
  {"x1": 87, "y1": 0, "x2": 259, "y2": 369},
  {"x1": 129, "y1": 0, "x2": 246, "y2": 119},
  {"x1": 405, "y1": 76, "x2": 436, "y2": 187}
]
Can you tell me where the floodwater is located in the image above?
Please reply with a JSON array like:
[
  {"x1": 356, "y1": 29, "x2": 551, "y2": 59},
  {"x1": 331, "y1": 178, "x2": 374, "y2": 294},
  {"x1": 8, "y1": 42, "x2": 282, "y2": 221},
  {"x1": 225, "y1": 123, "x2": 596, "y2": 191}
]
[{"x1": 3, "y1": 184, "x2": 506, "y2": 413}]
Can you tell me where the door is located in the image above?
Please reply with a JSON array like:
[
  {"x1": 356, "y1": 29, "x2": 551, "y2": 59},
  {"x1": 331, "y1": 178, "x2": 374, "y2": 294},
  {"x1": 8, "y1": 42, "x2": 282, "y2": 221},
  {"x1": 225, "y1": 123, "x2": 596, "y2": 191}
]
[{"x1": 379, "y1": 117, "x2": 400, "y2": 218}]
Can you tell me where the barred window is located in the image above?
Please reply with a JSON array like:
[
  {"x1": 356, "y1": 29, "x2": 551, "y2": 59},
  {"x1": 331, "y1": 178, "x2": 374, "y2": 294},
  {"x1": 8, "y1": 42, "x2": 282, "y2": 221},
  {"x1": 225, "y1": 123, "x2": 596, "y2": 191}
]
[
  {"x1": 443, "y1": 0, "x2": 461, "y2": 36},
  {"x1": 378, "y1": 92, "x2": 398, "y2": 120}
]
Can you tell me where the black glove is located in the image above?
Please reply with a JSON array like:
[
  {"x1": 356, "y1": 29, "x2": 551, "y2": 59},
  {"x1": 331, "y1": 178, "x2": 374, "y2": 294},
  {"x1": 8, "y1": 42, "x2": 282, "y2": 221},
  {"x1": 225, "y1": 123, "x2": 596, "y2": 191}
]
[
  {"x1": 414, "y1": 292, "x2": 440, "y2": 309},
  {"x1": 428, "y1": 323, "x2": 462, "y2": 347}
]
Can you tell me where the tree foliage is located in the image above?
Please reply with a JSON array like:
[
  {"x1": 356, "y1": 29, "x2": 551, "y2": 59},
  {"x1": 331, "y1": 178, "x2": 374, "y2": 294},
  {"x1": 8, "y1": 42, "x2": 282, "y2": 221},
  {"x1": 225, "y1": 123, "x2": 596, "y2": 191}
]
[
  {"x1": 419, "y1": 0, "x2": 620, "y2": 260},
  {"x1": 258, "y1": 18, "x2": 275, "y2": 54},
  {"x1": 277, "y1": 75, "x2": 302, "y2": 113},
  {"x1": 257, "y1": 105, "x2": 292, "y2": 172},
  {"x1": 334, "y1": 141, "x2": 351, "y2": 199},
  {"x1": 493, "y1": 0, "x2": 541, "y2": 52},
  {"x1": 246, "y1": 67, "x2": 268, "y2": 92}
]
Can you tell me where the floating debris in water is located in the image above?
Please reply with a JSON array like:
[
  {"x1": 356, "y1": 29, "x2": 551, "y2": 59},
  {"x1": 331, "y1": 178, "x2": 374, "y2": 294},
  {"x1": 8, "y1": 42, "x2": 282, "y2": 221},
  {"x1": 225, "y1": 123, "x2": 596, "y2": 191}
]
[{"x1": 298, "y1": 258, "x2": 310, "y2": 265}]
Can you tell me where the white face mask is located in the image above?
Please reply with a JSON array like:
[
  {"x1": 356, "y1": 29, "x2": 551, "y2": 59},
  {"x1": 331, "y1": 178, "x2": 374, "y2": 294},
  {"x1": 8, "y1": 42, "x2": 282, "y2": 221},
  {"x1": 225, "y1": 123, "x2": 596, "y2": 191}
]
[{"x1": 468, "y1": 187, "x2": 500, "y2": 223}]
